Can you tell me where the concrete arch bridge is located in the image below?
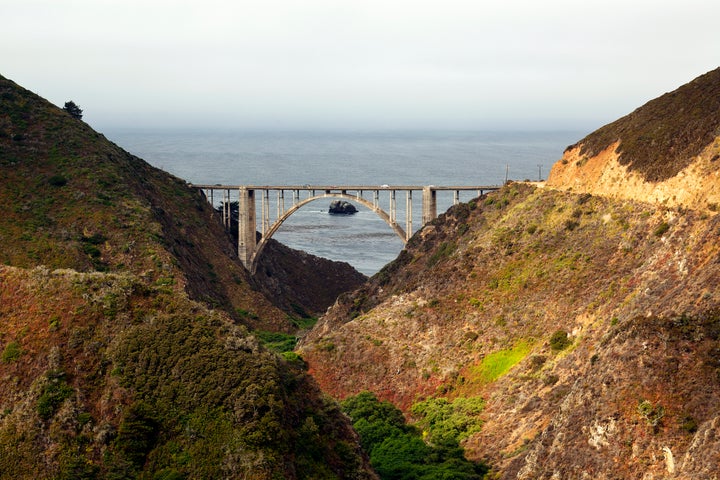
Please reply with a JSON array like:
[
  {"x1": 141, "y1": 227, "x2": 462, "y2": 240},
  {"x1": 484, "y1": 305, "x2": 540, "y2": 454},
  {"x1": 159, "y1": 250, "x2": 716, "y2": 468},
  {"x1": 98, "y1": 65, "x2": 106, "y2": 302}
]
[{"x1": 192, "y1": 184, "x2": 499, "y2": 274}]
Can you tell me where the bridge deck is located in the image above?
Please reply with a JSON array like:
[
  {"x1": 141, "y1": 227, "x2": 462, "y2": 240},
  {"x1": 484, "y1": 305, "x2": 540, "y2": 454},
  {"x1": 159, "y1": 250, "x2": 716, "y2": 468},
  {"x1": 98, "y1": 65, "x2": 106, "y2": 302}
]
[{"x1": 191, "y1": 184, "x2": 500, "y2": 191}]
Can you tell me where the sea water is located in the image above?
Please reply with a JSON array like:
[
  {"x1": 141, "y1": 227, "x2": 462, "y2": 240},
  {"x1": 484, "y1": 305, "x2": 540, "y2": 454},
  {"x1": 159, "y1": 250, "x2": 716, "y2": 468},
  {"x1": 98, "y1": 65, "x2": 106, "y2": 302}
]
[{"x1": 105, "y1": 129, "x2": 585, "y2": 275}]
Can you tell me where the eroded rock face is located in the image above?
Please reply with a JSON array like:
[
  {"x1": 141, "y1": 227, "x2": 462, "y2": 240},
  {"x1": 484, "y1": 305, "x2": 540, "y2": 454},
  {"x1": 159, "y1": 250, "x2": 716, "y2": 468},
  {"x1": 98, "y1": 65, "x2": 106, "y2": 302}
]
[
  {"x1": 546, "y1": 67, "x2": 720, "y2": 211},
  {"x1": 546, "y1": 138, "x2": 720, "y2": 211}
]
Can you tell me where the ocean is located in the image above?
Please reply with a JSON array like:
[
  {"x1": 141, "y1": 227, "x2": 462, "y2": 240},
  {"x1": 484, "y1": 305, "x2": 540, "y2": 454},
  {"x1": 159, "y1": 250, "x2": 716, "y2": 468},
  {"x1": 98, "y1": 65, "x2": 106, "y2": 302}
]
[{"x1": 105, "y1": 129, "x2": 585, "y2": 275}]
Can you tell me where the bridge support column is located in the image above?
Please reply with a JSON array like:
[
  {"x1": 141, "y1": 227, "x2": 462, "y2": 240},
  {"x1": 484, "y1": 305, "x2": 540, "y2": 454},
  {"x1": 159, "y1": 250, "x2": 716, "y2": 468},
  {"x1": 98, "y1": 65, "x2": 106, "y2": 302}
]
[
  {"x1": 406, "y1": 191, "x2": 413, "y2": 241},
  {"x1": 222, "y1": 189, "x2": 230, "y2": 228},
  {"x1": 422, "y1": 187, "x2": 437, "y2": 225},
  {"x1": 261, "y1": 190, "x2": 270, "y2": 235},
  {"x1": 238, "y1": 187, "x2": 256, "y2": 269},
  {"x1": 277, "y1": 190, "x2": 285, "y2": 218},
  {"x1": 390, "y1": 190, "x2": 396, "y2": 224}
]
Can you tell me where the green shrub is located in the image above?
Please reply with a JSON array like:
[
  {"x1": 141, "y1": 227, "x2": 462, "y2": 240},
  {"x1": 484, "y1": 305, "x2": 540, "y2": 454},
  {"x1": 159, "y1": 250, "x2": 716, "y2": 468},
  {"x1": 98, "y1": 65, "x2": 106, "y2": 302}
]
[
  {"x1": 637, "y1": 400, "x2": 664, "y2": 429},
  {"x1": 291, "y1": 315, "x2": 318, "y2": 330},
  {"x1": 681, "y1": 415, "x2": 698, "y2": 434},
  {"x1": 549, "y1": 330, "x2": 571, "y2": 351},
  {"x1": 235, "y1": 308, "x2": 259, "y2": 320},
  {"x1": 56, "y1": 453, "x2": 99, "y2": 480},
  {"x1": 255, "y1": 330, "x2": 297, "y2": 353},
  {"x1": 281, "y1": 351, "x2": 307, "y2": 369},
  {"x1": 468, "y1": 298, "x2": 482, "y2": 308},
  {"x1": 410, "y1": 396, "x2": 485, "y2": 447},
  {"x1": 564, "y1": 219, "x2": 580, "y2": 231},
  {"x1": 341, "y1": 391, "x2": 489, "y2": 479},
  {"x1": 1, "y1": 341, "x2": 21, "y2": 362},
  {"x1": 654, "y1": 222, "x2": 670, "y2": 237},
  {"x1": 427, "y1": 241, "x2": 456, "y2": 267},
  {"x1": 82, "y1": 243, "x2": 102, "y2": 258},
  {"x1": 37, "y1": 371, "x2": 74, "y2": 419},
  {"x1": 115, "y1": 401, "x2": 160, "y2": 467},
  {"x1": 82, "y1": 233, "x2": 106, "y2": 245},
  {"x1": 48, "y1": 175, "x2": 68, "y2": 187}
]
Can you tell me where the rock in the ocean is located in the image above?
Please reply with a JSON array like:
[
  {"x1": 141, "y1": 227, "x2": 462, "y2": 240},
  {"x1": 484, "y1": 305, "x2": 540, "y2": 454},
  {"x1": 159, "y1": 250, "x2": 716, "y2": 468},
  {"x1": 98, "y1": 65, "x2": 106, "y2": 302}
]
[{"x1": 329, "y1": 200, "x2": 358, "y2": 215}]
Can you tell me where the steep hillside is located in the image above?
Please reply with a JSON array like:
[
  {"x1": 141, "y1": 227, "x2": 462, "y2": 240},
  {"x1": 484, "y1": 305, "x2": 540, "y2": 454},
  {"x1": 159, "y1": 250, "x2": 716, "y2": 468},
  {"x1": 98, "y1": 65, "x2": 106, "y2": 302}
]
[
  {"x1": 0, "y1": 74, "x2": 293, "y2": 330},
  {"x1": 0, "y1": 266, "x2": 375, "y2": 478},
  {"x1": 0, "y1": 75, "x2": 376, "y2": 478},
  {"x1": 547, "y1": 67, "x2": 720, "y2": 210},
  {"x1": 255, "y1": 238, "x2": 368, "y2": 318},
  {"x1": 300, "y1": 69, "x2": 720, "y2": 478}
]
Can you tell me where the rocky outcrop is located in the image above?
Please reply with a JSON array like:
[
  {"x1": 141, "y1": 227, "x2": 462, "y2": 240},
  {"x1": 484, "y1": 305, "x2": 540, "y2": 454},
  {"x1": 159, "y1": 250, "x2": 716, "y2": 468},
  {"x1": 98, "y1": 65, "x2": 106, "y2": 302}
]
[{"x1": 329, "y1": 200, "x2": 358, "y2": 214}]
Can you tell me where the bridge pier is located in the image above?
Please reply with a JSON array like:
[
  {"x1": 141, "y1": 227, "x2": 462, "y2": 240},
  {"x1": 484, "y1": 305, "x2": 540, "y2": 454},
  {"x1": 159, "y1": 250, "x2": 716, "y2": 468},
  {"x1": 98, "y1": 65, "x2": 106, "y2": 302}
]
[
  {"x1": 406, "y1": 191, "x2": 413, "y2": 241},
  {"x1": 238, "y1": 187, "x2": 256, "y2": 268},
  {"x1": 390, "y1": 190, "x2": 396, "y2": 224},
  {"x1": 422, "y1": 187, "x2": 437, "y2": 225}
]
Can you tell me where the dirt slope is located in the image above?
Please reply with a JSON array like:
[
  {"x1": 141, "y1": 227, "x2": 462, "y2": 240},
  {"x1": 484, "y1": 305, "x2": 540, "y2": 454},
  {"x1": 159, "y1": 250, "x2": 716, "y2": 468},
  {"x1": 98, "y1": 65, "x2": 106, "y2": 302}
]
[{"x1": 547, "y1": 67, "x2": 720, "y2": 211}]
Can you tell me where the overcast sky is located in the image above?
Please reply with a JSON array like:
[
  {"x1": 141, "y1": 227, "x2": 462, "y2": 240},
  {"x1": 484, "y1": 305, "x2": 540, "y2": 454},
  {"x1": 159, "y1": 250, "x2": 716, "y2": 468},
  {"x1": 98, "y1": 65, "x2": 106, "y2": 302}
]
[{"x1": 3, "y1": 0, "x2": 719, "y2": 131}]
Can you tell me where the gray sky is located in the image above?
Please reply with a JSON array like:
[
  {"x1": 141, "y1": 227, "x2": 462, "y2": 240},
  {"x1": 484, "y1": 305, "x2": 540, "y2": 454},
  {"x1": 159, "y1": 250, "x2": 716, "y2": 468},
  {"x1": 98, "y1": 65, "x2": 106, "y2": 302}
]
[{"x1": 3, "y1": 0, "x2": 719, "y2": 131}]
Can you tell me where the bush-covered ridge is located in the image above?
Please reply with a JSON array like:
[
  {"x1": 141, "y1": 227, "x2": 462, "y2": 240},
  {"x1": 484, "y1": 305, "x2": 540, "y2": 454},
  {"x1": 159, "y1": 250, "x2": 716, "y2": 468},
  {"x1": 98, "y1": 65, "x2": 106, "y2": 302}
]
[
  {"x1": 568, "y1": 66, "x2": 720, "y2": 182},
  {"x1": 0, "y1": 74, "x2": 377, "y2": 478},
  {"x1": 0, "y1": 73, "x2": 290, "y2": 329},
  {"x1": 0, "y1": 265, "x2": 375, "y2": 479}
]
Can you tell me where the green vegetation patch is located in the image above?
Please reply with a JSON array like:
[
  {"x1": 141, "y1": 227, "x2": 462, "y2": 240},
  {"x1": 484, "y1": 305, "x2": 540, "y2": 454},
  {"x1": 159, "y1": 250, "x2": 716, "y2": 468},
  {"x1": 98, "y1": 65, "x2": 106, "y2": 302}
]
[
  {"x1": 427, "y1": 241, "x2": 456, "y2": 267},
  {"x1": 37, "y1": 370, "x2": 74, "y2": 420},
  {"x1": 255, "y1": 330, "x2": 297, "y2": 353},
  {"x1": 654, "y1": 221, "x2": 670, "y2": 237},
  {"x1": 469, "y1": 340, "x2": 533, "y2": 384},
  {"x1": 109, "y1": 308, "x2": 367, "y2": 478},
  {"x1": 549, "y1": 330, "x2": 572, "y2": 351},
  {"x1": 1, "y1": 341, "x2": 21, "y2": 363},
  {"x1": 341, "y1": 391, "x2": 489, "y2": 479},
  {"x1": 411, "y1": 396, "x2": 485, "y2": 446},
  {"x1": 290, "y1": 315, "x2": 319, "y2": 330}
]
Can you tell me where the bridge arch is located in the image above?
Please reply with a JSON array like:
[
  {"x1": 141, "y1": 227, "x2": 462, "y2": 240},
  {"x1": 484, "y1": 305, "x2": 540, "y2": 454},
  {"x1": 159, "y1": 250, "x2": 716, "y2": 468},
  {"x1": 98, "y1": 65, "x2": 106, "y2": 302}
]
[{"x1": 251, "y1": 192, "x2": 406, "y2": 274}]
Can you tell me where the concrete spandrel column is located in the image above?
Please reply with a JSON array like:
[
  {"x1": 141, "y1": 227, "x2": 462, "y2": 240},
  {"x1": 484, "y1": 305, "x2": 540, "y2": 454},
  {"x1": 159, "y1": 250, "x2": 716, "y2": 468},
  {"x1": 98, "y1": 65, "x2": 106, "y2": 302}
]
[
  {"x1": 390, "y1": 190, "x2": 396, "y2": 224},
  {"x1": 238, "y1": 187, "x2": 256, "y2": 269},
  {"x1": 422, "y1": 186, "x2": 437, "y2": 225},
  {"x1": 261, "y1": 190, "x2": 270, "y2": 236},
  {"x1": 406, "y1": 190, "x2": 413, "y2": 241}
]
